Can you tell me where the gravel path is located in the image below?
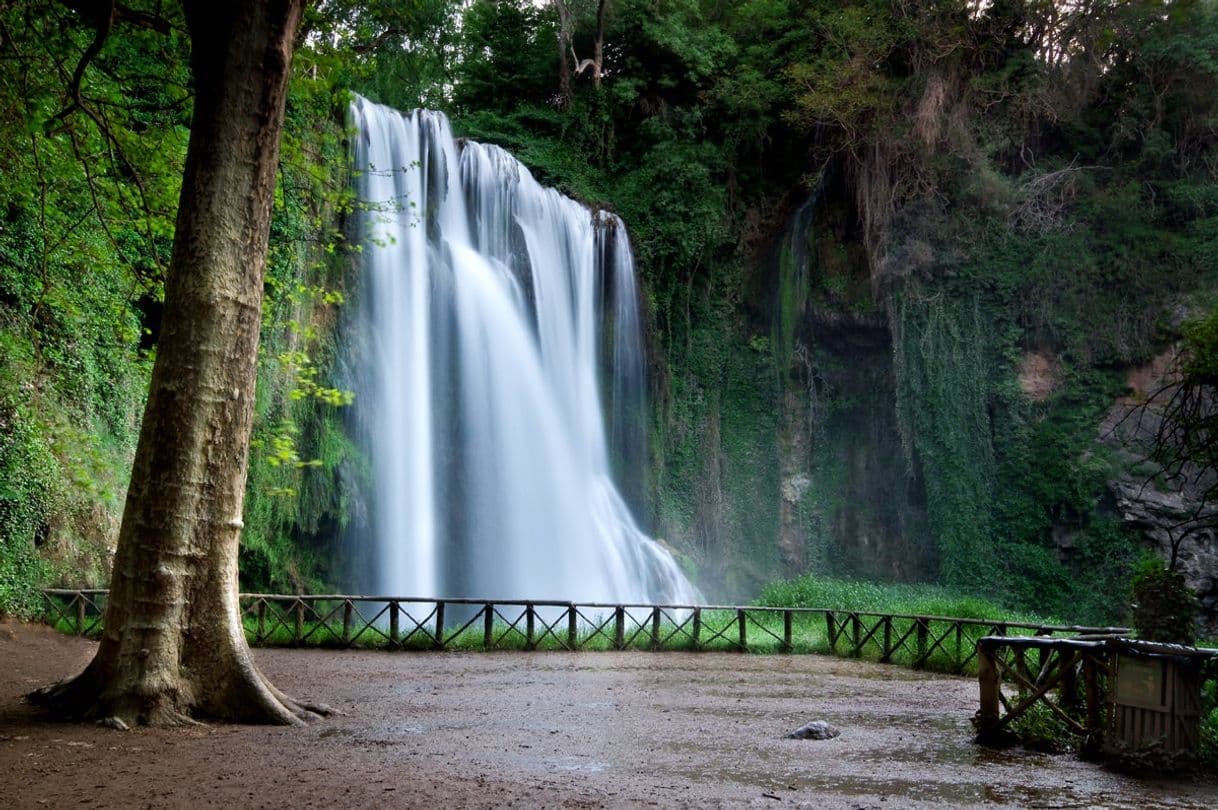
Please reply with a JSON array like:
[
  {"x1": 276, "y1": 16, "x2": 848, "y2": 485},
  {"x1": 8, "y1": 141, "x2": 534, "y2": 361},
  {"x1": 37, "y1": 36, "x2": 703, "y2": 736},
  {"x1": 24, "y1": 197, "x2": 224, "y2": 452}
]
[{"x1": 2, "y1": 621, "x2": 1216, "y2": 808}]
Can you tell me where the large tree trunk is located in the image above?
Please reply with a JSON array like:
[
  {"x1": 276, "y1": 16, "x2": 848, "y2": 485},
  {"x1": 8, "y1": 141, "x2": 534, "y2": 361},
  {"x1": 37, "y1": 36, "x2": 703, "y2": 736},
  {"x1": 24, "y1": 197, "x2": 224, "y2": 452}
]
[{"x1": 30, "y1": 0, "x2": 320, "y2": 727}]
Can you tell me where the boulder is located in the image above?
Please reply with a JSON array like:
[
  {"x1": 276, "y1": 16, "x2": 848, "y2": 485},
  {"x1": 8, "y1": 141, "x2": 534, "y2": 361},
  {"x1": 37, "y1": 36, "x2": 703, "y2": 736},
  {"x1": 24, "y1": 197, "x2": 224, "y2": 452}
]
[{"x1": 786, "y1": 720, "x2": 841, "y2": 740}]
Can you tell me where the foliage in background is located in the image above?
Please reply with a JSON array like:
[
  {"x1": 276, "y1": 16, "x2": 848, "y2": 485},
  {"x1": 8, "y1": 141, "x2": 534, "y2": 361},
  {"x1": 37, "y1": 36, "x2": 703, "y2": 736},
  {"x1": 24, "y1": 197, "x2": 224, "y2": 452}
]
[
  {"x1": 1203, "y1": 678, "x2": 1218, "y2": 770},
  {"x1": 354, "y1": 0, "x2": 1216, "y2": 620},
  {"x1": 0, "y1": 2, "x2": 187, "y2": 615},
  {"x1": 0, "y1": 1, "x2": 366, "y2": 610},
  {"x1": 891, "y1": 290, "x2": 998, "y2": 590},
  {"x1": 1131, "y1": 556, "x2": 1200, "y2": 644},
  {"x1": 756, "y1": 572, "x2": 1056, "y2": 625},
  {"x1": 236, "y1": 55, "x2": 366, "y2": 594},
  {"x1": 2, "y1": 0, "x2": 1217, "y2": 623}
]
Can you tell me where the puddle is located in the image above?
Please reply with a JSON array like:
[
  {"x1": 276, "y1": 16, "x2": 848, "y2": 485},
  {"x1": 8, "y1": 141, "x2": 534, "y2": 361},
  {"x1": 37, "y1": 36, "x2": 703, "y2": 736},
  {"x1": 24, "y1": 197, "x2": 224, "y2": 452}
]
[
  {"x1": 354, "y1": 722, "x2": 428, "y2": 745},
  {"x1": 543, "y1": 756, "x2": 609, "y2": 774},
  {"x1": 662, "y1": 733, "x2": 1216, "y2": 808}
]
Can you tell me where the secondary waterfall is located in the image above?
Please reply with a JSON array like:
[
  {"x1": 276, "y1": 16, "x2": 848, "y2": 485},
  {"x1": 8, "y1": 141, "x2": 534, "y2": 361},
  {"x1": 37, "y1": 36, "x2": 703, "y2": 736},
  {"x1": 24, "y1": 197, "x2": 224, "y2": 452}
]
[{"x1": 349, "y1": 96, "x2": 699, "y2": 604}]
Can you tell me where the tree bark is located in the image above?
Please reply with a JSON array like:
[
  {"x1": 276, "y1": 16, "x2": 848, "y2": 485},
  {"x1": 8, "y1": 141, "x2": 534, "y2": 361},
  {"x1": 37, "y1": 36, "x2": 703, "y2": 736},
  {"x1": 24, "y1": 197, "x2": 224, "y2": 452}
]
[
  {"x1": 554, "y1": 0, "x2": 573, "y2": 107},
  {"x1": 592, "y1": 0, "x2": 607, "y2": 89},
  {"x1": 30, "y1": 0, "x2": 321, "y2": 726}
]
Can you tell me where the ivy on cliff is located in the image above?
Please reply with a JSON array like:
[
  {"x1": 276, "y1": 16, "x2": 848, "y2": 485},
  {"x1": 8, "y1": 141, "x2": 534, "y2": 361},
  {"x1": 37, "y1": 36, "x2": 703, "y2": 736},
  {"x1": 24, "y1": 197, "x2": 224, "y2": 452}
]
[{"x1": 310, "y1": 0, "x2": 1218, "y2": 615}]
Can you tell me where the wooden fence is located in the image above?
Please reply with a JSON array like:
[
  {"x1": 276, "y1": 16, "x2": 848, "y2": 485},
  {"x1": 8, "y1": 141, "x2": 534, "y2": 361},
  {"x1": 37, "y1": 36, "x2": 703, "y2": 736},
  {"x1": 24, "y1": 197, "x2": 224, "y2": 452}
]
[
  {"x1": 975, "y1": 635, "x2": 1218, "y2": 753},
  {"x1": 41, "y1": 589, "x2": 1127, "y2": 675},
  {"x1": 976, "y1": 635, "x2": 1113, "y2": 749}
]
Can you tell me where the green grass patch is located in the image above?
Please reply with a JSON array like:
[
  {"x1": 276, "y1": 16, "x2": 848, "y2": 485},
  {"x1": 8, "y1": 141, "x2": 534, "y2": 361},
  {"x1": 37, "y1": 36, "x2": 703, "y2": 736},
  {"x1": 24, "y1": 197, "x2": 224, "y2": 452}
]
[{"x1": 757, "y1": 573, "x2": 1063, "y2": 625}]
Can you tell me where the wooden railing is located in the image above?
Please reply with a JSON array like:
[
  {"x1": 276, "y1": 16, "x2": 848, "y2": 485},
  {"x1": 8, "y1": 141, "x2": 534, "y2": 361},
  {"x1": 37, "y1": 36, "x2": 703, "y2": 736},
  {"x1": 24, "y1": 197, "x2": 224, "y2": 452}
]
[
  {"x1": 975, "y1": 635, "x2": 1218, "y2": 752},
  {"x1": 40, "y1": 589, "x2": 1128, "y2": 675},
  {"x1": 975, "y1": 635, "x2": 1114, "y2": 749}
]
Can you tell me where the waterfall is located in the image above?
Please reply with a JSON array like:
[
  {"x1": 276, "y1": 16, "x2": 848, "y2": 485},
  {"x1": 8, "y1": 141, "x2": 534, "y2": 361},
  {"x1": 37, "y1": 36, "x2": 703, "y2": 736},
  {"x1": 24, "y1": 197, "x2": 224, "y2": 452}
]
[{"x1": 349, "y1": 96, "x2": 699, "y2": 605}]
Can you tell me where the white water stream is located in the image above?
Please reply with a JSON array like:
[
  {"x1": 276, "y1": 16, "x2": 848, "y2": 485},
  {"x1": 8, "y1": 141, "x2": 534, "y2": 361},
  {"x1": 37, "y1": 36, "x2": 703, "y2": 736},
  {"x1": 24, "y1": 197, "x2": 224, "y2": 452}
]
[{"x1": 350, "y1": 97, "x2": 699, "y2": 604}]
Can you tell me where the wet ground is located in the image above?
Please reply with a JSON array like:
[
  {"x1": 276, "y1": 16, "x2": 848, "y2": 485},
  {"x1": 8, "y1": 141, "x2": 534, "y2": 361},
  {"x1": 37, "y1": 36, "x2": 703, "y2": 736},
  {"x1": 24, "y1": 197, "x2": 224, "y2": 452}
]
[{"x1": 2, "y1": 620, "x2": 1216, "y2": 808}]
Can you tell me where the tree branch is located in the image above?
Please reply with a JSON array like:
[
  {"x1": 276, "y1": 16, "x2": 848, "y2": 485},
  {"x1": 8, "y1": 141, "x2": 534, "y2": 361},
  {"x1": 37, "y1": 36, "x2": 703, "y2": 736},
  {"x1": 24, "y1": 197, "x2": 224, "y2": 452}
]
[
  {"x1": 113, "y1": 2, "x2": 173, "y2": 34},
  {"x1": 47, "y1": 0, "x2": 116, "y2": 131}
]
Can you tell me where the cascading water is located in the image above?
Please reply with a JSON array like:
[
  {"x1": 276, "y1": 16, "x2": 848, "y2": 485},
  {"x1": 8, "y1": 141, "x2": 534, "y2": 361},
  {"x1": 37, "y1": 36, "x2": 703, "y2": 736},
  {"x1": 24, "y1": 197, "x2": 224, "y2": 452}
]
[{"x1": 349, "y1": 96, "x2": 699, "y2": 604}]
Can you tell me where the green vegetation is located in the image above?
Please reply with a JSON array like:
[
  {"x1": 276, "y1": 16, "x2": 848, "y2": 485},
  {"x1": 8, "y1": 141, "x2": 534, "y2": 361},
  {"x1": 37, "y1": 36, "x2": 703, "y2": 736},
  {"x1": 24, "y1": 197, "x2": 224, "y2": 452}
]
[
  {"x1": 1004, "y1": 702, "x2": 1079, "y2": 754},
  {"x1": 757, "y1": 573, "x2": 1059, "y2": 625},
  {"x1": 238, "y1": 72, "x2": 365, "y2": 594},
  {"x1": 1203, "y1": 679, "x2": 1218, "y2": 770},
  {"x1": 0, "y1": 3, "x2": 186, "y2": 614},
  {"x1": 1131, "y1": 556, "x2": 1201, "y2": 644},
  {"x1": 0, "y1": 3, "x2": 362, "y2": 610},
  {"x1": 3, "y1": 0, "x2": 1218, "y2": 630}
]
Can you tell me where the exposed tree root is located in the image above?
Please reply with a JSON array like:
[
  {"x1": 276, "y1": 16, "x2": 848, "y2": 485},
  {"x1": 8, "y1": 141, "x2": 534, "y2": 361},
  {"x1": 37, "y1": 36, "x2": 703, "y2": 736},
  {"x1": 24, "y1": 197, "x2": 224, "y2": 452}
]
[
  {"x1": 265, "y1": 678, "x2": 340, "y2": 720},
  {"x1": 28, "y1": 659, "x2": 334, "y2": 728}
]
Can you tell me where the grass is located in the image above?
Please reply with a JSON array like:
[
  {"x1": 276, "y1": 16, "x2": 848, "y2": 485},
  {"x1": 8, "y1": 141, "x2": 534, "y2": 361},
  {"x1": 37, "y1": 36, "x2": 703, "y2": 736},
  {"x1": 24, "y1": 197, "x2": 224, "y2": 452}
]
[{"x1": 756, "y1": 574, "x2": 1064, "y2": 625}]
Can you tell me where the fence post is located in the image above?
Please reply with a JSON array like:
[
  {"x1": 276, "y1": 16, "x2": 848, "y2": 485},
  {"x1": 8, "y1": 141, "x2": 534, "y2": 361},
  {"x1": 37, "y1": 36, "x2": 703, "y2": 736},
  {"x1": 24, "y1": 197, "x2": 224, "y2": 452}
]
[
  {"x1": 850, "y1": 613, "x2": 862, "y2": 657},
  {"x1": 390, "y1": 601, "x2": 400, "y2": 647},
  {"x1": 782, "y1": 610, "x2": 793, "y2": 653},
  {"x1": 954, "y1": 622, "x2": 964, "y2": 672},
  {"x1": 256, "y1": 599, "x2": 266, "y2": 642},
  {"x1": 915, "y1": 617, "x2": 929, "y2": 668},
  {"x1": 737, "y1": 608, "x2": 747, "y2": 651},
  {"x1": 651, "y1": 607, "x2": 662, "y2": 650},
  {"x1": 614, "y1": 606, "x2": 625, "y2": 650},
  {"x1": 526, "y1": 603, "x2": 536, "y2": 650},
  {"x1": 1083, "y1": 653, "x2": 1101, "y2": 745},
  {"x1": 294, "y1": 598, "x2": 304, "y2": 644},
  {"x1": 75, "y1": 594, "x2": 86, "y2": 636},
  {"x1": 483, "y1": 603, "x2": 494, "y2": 648},
  {"x1": 434, "y1": 601, "x2": 446, "y2": 650},
  {"x1": 567, "y1": 604, "x2": 578, "y2": 650},
  {"x1": 342, "y1": 600, "x2": 353, "y2": 645},
  {"x1": 691, "y1": 608, "x2": 702, "y2": 651},
  {"x1": 1059, "y1": 649, "x2": 1078, "y2": 711},
  {"x1": 881, "y1": 616, "x2": 893, "y2": 663},
  {"x1": 825, "y1": 611, "x2": 837, "y2": 653},
  {"x1": 976, "y1": 641, "x2": 1001, "y2": 741}
]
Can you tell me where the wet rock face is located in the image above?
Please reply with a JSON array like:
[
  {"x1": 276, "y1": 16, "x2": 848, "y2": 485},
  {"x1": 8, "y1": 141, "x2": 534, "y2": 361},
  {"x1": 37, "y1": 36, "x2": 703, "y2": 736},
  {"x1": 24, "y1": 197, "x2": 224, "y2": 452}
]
[
  {"x1": 1109, "y1": 478, "x2": 1218, "y2": 635},
  {"x1": 1100, "y1": 352, "x2": 1218, "y2": 637},
  {"x1": 786, "y1": 720, "x2": 841, "y2": 740}
]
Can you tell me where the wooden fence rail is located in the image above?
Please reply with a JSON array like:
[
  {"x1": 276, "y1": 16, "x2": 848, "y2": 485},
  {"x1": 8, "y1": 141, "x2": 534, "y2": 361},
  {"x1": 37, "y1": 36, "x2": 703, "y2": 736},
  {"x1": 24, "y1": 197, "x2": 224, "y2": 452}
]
[
  {"x1": 975, "y1": 636, "x2": 1114, "y2": 750},
  {"x1": 40, "y1": 589, "x2": 1128, "y2": 675},
  {"x1": 975, "y1": 635, "x2": 1218, "y2": 753}
]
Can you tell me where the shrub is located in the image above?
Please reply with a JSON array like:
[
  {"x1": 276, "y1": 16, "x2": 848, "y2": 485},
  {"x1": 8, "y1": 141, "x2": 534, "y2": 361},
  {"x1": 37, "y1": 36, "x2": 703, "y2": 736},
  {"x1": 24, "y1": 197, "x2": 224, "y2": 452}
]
[{"x1": 1130, "y1": 557, "x2": 1199, "y2": 645}]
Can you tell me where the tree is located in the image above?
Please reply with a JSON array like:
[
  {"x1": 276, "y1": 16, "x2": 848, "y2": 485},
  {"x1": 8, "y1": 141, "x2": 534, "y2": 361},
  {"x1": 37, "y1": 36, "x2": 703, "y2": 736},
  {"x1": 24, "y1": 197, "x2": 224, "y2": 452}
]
[
  {"x1": 30, "y1": 0, "x2": 328, "y2": 726},
  {"x1": 571, "y1": 0, "x2": 609, "y2": 88},
  {"x1": 554, "y1": 0, "x2": 574, "y2": 106},
  {"x1": 452, "y1": 0, "x2": 555, "y2": 115},
  {"x1": 552, "y1": 0, "x2": 610, "y2": 104}
]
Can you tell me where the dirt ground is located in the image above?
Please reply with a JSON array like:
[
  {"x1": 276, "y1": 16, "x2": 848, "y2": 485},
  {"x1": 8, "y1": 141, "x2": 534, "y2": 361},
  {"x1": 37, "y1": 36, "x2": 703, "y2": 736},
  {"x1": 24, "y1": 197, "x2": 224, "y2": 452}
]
[{"x1": 2, "y1": 621, "x2": 1217, "y2": 809}]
